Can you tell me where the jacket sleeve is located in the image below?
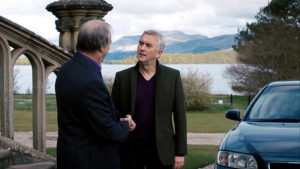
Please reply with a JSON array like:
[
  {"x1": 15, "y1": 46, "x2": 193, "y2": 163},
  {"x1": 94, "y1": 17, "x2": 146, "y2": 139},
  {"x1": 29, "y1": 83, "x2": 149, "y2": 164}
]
[
  {"x1": 173, "y1": 71, "x2": 188, "y2": 155},
  {"x1": 81, "y1": 79, "x2": 129, "y2": 143}
]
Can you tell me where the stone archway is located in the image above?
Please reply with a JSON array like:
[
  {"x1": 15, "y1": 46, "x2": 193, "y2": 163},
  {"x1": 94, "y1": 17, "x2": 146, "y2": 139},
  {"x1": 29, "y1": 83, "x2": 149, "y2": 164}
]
[
  {"x1": 0, "y1": 16, "x2": 71, "y2": 152},
  {"x1": 0, "y1": 0, "x2": 113, "y2": 153},
  {"x1": 0, "y1": 36, "x2": 14, "y2": 139}
]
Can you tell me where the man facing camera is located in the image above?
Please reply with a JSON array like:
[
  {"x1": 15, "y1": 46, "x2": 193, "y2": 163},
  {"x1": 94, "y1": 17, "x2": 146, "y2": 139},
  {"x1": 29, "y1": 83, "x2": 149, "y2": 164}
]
[{"x1": 112, "y1": 30, "x2": 187, "y2": 169}]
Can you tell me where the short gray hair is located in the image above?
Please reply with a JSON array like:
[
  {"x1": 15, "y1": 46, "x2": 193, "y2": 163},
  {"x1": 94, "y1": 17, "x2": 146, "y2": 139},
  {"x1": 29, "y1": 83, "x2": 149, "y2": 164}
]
[
  {"x1": 141, "y1": 30, "x2": 165, "y2": 51},
  {"x1": 76, "y1": 19, "x2": 111, "y2": 53}
]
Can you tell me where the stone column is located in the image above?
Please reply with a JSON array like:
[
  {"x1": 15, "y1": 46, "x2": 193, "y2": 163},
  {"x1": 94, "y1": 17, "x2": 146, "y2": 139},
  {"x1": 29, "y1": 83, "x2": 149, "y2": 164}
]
[
  {"x1": 0, "y1": 37, "x2": 14, "y2": 139},
  {"x1": 46, "y1": 0, "x2": 113, "y2": 54},
  {"x1": 24, "y1": 52, "x2": 46, "y2": 152}
]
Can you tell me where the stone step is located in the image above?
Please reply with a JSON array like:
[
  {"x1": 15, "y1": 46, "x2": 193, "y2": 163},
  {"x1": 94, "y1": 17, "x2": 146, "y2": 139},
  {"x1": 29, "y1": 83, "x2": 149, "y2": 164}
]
[
  {"x1": 7, "y1": 161, "x2": 56, "y2": 169},
  {"x1": 0, "y1": 149, "x2": 12, "y2": 169},
  {"x1": 0, "y1": 149, "x2": 11, "y2": 160}
]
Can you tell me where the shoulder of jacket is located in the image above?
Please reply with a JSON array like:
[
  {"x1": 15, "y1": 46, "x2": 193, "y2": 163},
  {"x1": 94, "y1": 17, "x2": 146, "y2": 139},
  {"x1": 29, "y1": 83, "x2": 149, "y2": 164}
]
[
  {"x1": 159, "y1": 64, "x2": 179, "y2": 74},
  {"x1": 116, "y1": 66, "x2": 136, "y2": 75}
]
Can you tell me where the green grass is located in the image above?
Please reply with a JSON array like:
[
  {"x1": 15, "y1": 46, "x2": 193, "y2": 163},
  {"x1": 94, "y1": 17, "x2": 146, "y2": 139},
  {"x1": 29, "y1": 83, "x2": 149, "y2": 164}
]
[
  {"x1": 7, "y1": 94, "x2": 250, "y2": 168},
  {"x1": 13, "y1": 106, "x2": 239, "y2": 133},
  {"x1": 14, "y1": 94, "x2": 57, "y2": 111},
  {"x1": 45, "y1": 145, "x2": 218, "y2": 169},
  {"x1": 9, "y1": 94, "x2": 250, "y2": 133},
  {"x1": 13, "y1": 94, "x2": 58, "y2": 131},
  {"x1": 46, "y1": 148, "x2": 56, "y2": 157},
  {"x1": 14, "y1": 110, "x2": 58, "y2": 131},
  {"x1": 213, "y1": 94, "x2": 250, "y2": 110},
  {"x1": 187, "y1": 110, "x2": 239, "y2": 133},
  {"x1": 183, "y1": 145, "x2": 218, "y2": 169}
]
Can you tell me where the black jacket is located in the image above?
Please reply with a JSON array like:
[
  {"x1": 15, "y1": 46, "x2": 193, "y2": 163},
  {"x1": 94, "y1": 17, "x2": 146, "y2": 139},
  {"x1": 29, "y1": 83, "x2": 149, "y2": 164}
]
[
  {"x1": 111, "y1": 62, "x2": 187, "y2": 165},
  {"x1": 55, "y1": 52, "x2": 129, "y2": 169}
]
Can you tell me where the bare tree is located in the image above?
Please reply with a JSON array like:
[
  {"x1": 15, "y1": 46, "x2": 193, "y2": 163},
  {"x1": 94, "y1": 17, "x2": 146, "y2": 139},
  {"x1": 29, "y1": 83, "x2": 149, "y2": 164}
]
[
  {"x1": 226, "y1": 0, "x2": 300, "y2": 94},
  {"x1": 13, "y1": 68, "x2": 21, "y2": 94},
  {"x1": 26, "y1": 87, "x2": 32, "y2": 95}
]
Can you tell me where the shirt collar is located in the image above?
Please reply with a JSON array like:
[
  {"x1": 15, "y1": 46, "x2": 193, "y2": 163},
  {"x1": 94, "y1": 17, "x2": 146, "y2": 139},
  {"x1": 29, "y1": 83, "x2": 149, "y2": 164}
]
[
  {"x1": 135, "y1": 60, "x2": 160, "y2": 73},
  {"x1": 77, "y1": 52, "x2": 101, "y2": 73}
]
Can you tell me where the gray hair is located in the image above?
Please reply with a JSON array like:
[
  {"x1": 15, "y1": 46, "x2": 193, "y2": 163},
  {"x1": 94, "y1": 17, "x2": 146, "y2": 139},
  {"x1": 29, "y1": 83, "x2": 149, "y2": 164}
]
[
  {"x1": 76, "y1": 19, "x2": 111, "y2": 53},
  {"x1": 141, "y1": 30, "x2": 165, "y2": 51}
]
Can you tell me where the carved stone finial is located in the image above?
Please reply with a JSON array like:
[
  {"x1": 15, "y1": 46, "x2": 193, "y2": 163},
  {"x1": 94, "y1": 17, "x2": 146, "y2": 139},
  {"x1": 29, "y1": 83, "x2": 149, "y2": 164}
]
[{"x1": 46, "y1": 0, "x2": 113, "y2": 53}]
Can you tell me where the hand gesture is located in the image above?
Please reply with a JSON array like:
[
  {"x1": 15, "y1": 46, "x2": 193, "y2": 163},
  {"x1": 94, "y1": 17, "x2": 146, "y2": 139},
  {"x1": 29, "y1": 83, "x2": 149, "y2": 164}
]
[{"x1": 120, "y1": 115, "x2": 136, "y2": 131}]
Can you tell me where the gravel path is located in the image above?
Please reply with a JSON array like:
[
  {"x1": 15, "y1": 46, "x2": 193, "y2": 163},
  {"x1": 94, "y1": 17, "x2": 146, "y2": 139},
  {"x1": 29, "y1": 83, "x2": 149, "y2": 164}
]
[
  {"x1": 14, "y1": 132, "x2": 225, "y2": 169},
  {"x1": 14, "y1": 132, "x2": 226, "y2": 148},
  {"x1": 187, "y1": 133, "x2": 225, "y2": 145}
]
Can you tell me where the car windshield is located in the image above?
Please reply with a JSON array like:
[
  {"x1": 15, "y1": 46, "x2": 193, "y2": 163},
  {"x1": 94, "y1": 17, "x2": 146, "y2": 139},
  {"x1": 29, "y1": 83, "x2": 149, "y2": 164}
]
[{"x1": 247, "y1": 84, "x2": 300, "y2": 122}]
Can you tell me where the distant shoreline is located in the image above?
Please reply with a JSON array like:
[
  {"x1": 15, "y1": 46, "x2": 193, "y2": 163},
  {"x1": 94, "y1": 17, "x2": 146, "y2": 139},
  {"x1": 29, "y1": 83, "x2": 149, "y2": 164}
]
[
  {"x1": 15, "y1": 49, "x2": 237, "y2": 65},
  {"x1": 105, "y1": 49, "x2": 237, "y2": 64}
]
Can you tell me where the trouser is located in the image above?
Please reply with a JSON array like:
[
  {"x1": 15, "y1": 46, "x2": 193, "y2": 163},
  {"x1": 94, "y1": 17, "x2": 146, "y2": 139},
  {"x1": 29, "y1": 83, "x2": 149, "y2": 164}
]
[{"x1": 121, "y1": 141, "x2": 172, "y2": 169}]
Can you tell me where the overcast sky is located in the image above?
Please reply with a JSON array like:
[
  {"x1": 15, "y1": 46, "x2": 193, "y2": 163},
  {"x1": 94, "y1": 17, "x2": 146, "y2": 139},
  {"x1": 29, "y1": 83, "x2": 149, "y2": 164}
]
[{"x1": 1, "y1": 0, "x2": 270, "y2": 43}]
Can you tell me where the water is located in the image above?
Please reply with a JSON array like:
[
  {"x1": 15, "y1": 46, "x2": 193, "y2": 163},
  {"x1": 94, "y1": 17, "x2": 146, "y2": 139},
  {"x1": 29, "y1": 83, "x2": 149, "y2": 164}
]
[{"x1": 14, "y1": 64, "x2": 236, "y2": 94}]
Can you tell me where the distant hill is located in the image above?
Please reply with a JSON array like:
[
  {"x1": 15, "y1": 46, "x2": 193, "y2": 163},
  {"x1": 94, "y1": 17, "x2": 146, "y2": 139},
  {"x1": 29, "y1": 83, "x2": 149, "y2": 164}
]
[
  {"x1": 110, "y1": 36, "x2": 140, "y2": 52},
  {"x1": 105, "y1": 49, "x2": 237, "y2": 64},
  {"x1": 160, "y1": 30, "x2": 207, "y2": 45},
  {"x1": 15, "y1": 31, "x2": 237, "y2": 65},
  {"x1": 106, "y1": 31, "x2": 237, "y2": 61},
  {"x1": 15, "y1": 57, "x2": 30, "y2": 65},
  {"x1": 164, "y1": 34, "x2": 236, "y2": 54}
]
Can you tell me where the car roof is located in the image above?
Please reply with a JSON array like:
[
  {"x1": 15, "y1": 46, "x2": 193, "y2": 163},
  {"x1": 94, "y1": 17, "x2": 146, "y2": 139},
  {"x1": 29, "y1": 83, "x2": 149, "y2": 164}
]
[{"x1": 268, "y1": 80, "x2": 300, "y2": 87}]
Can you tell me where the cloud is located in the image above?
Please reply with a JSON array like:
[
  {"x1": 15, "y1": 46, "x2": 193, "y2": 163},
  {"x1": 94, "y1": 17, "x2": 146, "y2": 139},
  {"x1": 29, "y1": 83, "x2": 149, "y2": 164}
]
[
  {"x1": 105, "y1": 1, "x2": 214, "y2": 39},
  {"x1": 209, "y1": 0, "x2": 270, "y2": 18},
  {"x1": 105, "y1": 0, "x2": 269, "y2": 40},
  {"x1": 109, "y1": 0, "x2": 198, "y2": 16},
  {"x1": 0, "y1": 0, "x2": 270, "y2": 42},
  {"x1": 0, "y1": 0, "x2": 56, "y2": 15},
  {"x1": 0, "y1": 0, "x2": 59, "y2": 44}
]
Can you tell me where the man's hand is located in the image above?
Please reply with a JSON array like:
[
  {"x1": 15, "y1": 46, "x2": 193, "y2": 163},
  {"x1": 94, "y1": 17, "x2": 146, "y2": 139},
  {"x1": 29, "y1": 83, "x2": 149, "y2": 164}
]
[
  {"x1": 120, "y1": 115, "x2": 136, "y2": 131},
  {"x1": 174, "y1": 156, "x2": 184, "y2": 169},
  {"x1": 126, "y1": 115, "x2": 136, "y2": 131}
]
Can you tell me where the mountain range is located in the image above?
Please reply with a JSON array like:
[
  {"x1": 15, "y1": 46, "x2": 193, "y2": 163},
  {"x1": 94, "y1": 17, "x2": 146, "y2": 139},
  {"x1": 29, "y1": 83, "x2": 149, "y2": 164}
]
[{"x1": 106, "y1": 31, "x2": 237, "y2": 60}]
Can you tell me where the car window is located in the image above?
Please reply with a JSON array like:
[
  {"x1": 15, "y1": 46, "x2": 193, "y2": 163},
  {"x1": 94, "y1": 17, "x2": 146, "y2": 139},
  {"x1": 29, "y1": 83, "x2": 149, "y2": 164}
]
[{"x1": 248, "y1": 85, "x2": 300, "y2": 121}]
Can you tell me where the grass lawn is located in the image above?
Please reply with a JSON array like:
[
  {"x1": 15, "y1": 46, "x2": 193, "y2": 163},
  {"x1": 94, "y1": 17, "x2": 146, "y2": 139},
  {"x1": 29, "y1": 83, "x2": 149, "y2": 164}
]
[
  {"x1": 14, "y1": 108, "x2": 240, "y2": 133},
  {"x1": 14, "y1": 110, "x2": 58, "y2": 131},
  {"x1": 187, "y1": 110, "x2": 239, "y2": 133},
  {"x1": 46, "y1": 148, "x2": 56, "y2": 157},
  {"x1": 5, "y1": 94, "x2": 250, "y2": 168},
  {"x1": 13, "y1": 94, "x2": 58, "y2": 131},
  {"x1": 11, "y1": 94, "x2": 249, "y2": 132},
  {"x1": 183, "y1": 145, "x2": 218, "y2": 169}
]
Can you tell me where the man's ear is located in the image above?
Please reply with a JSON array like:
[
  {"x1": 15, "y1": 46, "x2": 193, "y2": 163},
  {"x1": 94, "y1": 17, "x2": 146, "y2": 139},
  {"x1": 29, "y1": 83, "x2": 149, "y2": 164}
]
[{"x1": 156, "y1": 50, "x2": 163, "y2": 59}]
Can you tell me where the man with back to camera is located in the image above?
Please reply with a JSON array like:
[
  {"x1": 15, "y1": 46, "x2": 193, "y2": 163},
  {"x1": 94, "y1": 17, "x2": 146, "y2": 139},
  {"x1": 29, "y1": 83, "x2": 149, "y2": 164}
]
[
  {"x1": 112, "y1": 30, "x2": 187, "y2": 169},
  {"x1": 55, "y1": 19, "x2": 134, "y2": 169}
]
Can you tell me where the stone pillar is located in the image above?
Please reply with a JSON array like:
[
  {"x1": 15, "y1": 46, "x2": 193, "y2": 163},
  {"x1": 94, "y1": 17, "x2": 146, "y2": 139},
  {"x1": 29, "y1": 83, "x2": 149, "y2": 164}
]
[
  {"x1": 0, "y1": 37, "x2": 14, "y2": 139},
  {"x1": 23, "y1": 52, "x2": 46, "y2": 152},
  {"x1": 46, "y1": 0, "x2": 113, "y2": 54},
  {"x1": 32, "y1": 61, "x2": 46, "y2": 152}
]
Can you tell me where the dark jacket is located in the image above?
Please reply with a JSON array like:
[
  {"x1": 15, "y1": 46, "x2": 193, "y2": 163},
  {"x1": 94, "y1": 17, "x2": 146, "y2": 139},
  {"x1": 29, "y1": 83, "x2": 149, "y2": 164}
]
[
  {"x1": 55, "y1": 52, "x2": 129, "y2": 169},
  {"x1": 111, "y1": 61, "x2": 187, "y2": 166}
]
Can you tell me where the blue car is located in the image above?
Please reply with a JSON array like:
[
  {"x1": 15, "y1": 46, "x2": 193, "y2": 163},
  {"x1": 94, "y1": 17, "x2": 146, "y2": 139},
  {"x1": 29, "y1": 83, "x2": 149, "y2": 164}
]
[{"x1": 215, "y1": 81, "x2": 300, "y2": 169}]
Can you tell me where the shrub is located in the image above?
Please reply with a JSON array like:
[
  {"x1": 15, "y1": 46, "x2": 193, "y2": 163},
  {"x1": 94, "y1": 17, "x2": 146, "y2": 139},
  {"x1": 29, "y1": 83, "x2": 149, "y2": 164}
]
[
  {"x1": 181, "y1": 70, "x2": 214, "y2": 111},
  {"x1": 103, "y1": 76, "x2": 114, "y2": 94}
]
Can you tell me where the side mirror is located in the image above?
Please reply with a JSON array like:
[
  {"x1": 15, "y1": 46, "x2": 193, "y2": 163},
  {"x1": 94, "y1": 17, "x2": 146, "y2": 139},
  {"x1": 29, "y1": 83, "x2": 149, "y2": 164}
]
[{"x1": 226, "y1": 109, "x2": 241, "y2": 121}]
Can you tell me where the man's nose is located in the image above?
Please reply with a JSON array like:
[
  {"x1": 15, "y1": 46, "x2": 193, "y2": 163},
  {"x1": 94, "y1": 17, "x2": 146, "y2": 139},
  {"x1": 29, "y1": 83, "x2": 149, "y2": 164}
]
[{"x1": 139, "y1": 44, "x2": 145, "y2": 50}]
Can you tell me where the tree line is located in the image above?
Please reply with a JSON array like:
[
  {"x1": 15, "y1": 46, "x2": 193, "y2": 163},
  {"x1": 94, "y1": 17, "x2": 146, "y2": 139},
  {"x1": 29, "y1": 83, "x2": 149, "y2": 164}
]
[{"x1": 225, "y1": 0, "x2": 300, "y2": 95}]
